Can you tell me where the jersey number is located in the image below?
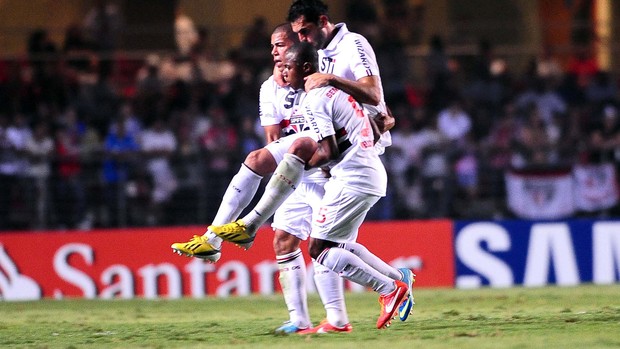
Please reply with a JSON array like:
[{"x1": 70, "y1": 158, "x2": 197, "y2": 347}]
[{"x1": 347, "y1": 96, "x2": 373, "y2": 140}]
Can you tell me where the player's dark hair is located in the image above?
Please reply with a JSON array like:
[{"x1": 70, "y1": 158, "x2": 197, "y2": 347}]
[
  {"x1": 287, "y1": 41, "x2": 318, "y2": 71},
  {"x1": 272, "y1": 23, "x2": 299, "y2": 43},
  {"x1": 287, "y1": 0, "x2": 329, "y2": 24}
]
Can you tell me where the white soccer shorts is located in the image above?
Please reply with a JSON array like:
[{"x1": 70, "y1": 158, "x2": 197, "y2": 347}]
[
  {"x1": 272, "y1": 182, "x2": 325, "y2": 240},
  {"x1": 310, "y1": 179, "x2": 380, "y2": 243}
]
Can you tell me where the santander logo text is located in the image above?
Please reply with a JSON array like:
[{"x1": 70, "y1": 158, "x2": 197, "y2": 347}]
[{"x1": 0, "y1": 222, "x2": 452, "y2": 300}]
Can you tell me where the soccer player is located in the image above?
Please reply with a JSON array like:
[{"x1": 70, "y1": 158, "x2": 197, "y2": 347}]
[
  {"x1": 171, "y1": 23, "x2": 348, "y2": 334},
  {"x1": 212, "y1": 42, "x2": 409, "y2": 330},
  {"x1": 287, "y1": 0, "x2": 395, "y2": 149},
  {"x1": 287, "y1": 0, "x2": 413, "y2": 324}
]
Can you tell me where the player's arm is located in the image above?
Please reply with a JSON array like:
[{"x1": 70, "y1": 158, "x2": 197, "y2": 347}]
[
  {"x1": 306, "y1": 135, "x2": 338, "y2": 169},
  {"x1": 305, "y1": 74, "x2": 381, "y2": 106},
  {"x1": 258, "y1": 77, "x2": 283, "y2": 144},
  {"x1": 263, "y1": 124, "x2": 281, "y2": 144}
]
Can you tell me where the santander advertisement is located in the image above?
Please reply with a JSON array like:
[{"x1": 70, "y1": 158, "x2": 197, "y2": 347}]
[{"x1": 0, "y1": 220, "x2": 454, "y2": 301}]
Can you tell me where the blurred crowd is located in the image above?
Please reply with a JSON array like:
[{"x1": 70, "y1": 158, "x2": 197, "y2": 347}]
[{"x1": 1, "y1": 1, "x2": 619, "y2": 231}]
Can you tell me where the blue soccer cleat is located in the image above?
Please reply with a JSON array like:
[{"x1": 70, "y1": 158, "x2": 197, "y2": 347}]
[
  {"x1": 274, "y1": 321, "x2": 310, "y2": 334},
  {"x1": 397, "y1": 268, "x2": 416, "y2": 321}
]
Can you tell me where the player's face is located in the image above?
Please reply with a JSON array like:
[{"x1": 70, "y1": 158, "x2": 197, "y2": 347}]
[
  {"x1": 271, "y1": 32, "x2": 295, "y2": 69},
  {"x1": 291, "y1": 15, "x2": 326, "y2": 48},
  {"x1": 281, "y1": 53, "x2": 304, "y2": 90}
]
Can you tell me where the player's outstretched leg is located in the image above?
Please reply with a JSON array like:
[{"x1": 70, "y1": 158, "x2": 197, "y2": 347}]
[
  {"x1": 171, "y1": 163, "x2": 264, "y2": 258},
  {"x1": 210, "y1": 153, "x2": 305, "y2": 248},
  {"x1": 339, "y1": 242, "x2": 416, "y2": 321}
]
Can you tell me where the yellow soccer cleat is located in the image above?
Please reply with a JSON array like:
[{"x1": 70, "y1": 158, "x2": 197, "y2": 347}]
[
  {"x1": 208, "y1": 219, "x2": 255, "y2": 250},
  {"x1": 171, "y1": 235, "x2": 221, "y2": 262}
]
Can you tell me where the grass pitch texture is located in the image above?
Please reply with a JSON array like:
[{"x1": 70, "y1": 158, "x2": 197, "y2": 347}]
[{"x1": 1, "y1": 285, "x2": 618, "y2": 348}]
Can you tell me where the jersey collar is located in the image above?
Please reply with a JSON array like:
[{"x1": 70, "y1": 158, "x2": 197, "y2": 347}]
[{"x1": 323, "y1": 22, "x2": 349, "y2": 51}]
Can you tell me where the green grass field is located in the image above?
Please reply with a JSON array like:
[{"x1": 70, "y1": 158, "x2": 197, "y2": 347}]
[{"x1": 1, "y1": 284, "x2": 619, "y2": 349}]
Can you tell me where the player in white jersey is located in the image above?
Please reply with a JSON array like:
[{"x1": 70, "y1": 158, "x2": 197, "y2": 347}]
[
  {"x1": 171, "y1": 24, "x2": 348, "y2": 334},
  {"x1": 287, "y1": 0, "x2": 394, "y2": 150},
  {"x1": 260, "y1": 37, "x2": 345, "y2": 334},
  {"x1": 286, "y1": 0, "x2": 413, "y2": 322},
  {"x1": 171, "y1": 24, "x2": 301, "y2": 260},
  {"x1": 210, "y1": 42, "x2": 410, "y2": 331}
]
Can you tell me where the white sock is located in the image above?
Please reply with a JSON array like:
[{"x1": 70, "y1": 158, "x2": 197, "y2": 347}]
[
  {"x1": 204, "y1": 164, "x2": 263, "y2": 248},
  {"x1": 313, "y1": 261, "x2": 349, "y2": 327},
  {"x1": 317, "y1": 247, "x2": 395, "y2": 295},
  {"x1": 242, "y1": 153, "x2": 304, "y2": 230},
  {"x1": 340, "y1": 242, "x2": 401, "y2": 280},
  {"x1": 277, "y1": 249, "x2": 311, "y2": 328}
]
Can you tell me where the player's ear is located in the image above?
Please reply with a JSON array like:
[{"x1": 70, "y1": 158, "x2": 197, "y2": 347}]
[
  {"x1": 302, "y1": 62, "x2": 312, "y2": 74},
  {"x1": 318, "y1": 15, "x2": 329, "y2": 28}
]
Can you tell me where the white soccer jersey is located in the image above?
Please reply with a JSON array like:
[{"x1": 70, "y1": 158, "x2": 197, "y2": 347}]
[
  {"x1": 259, "y1": 75, "x2": 297, "y2": 130},
  {"x1": 319, "y1": 23, "x2": 391, "y2": 150},
  {"x1": 303, "y1": 86, "x2": 387, "y2": 197},
  {"x1": 259, "y1": 75, "x2": 324, "y2": 184}
]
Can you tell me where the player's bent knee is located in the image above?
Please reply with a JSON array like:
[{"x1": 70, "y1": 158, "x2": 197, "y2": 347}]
[{"x1": 244, "y1": 149, "x2": 276, "y2": 175}]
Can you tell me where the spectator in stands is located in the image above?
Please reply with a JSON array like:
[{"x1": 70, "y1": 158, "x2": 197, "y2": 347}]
[
  {"x1": 102, "y1": 116, "x2": 139, "y2": 227},
  {"x1": 135, "y1": 55, "x2": 165, "y2": 126},
  {"x1": 27, "y1": 29, "x2": 58, "y2": 84},
  {"x1": 238, "y1": 115, "x2": 263, "y2": 157},
  {"x1": 512, "y1": 104, "x2": 557, "y2": 168},
  {"x1": 110, "y1": 100, "x2": 142, "y2": 137},
  {"x1": 453, "y1": 133, "x2": 479, "y2": 206},
  {"x1": 0, "y1": 114, "x2": 15, "y2": 229},
  {"x1": 483, "y1": 101, "x2": 520, "y2": 214},
  {"x1": 191, "y1": 26, "x2": 214, "y2": 59},
  {"x1": 437, "y1": 95, "x2": 472, "y2": 147},
  {"x1": 515, "y1": 78, "x2": 567, "y2": 127},
  {"x1": 585, "y1": 71, "x2": 618, "y2": 114},
  {"x1": 53, "y1": 120, "x2": 87, "y2": 230},
  {"x1": 140, "y1": 117, "x2": 178, "y2": 226},
  {"x1": 419, "y1": 115, "x2": 452, "y2": 218},
  {"x1": 0, "y1": 114, "x2": 32, "y2": 229},
  {"x1": 63, "y1": 23, "x2": 93, "y2": 74},
  {"x1": 174, "y1": 7, "x2": 199, "y2": 58},
  {"x1": 566, "y1": 46, "x2": 599, "y2": 89},
  {"x1": 387, "y1": 107, "x2": 428, "y2": 217},
  {"x1": 589, "y1": 105, "x2": 620, "y2": 166},
  {"x1": 241, "y1": 16, "x2": 271, "y2": 76},
  {"x1": 425, "y1": 35, "x2": 452, "y2": 114},
  {"x1": 83, "y1": 0, "x2": 122, "y2": 53},
  {"x1": 536, "y1": 44, "x2": 563, "y2": 85},
  {"x1": 26, "y1": 121, "x2": 54, "y2": 230}
]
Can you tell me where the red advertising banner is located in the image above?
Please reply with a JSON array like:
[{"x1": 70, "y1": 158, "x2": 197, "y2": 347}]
[{"x1": 0, "y1": 220, "x2": 454, "y2": 300}]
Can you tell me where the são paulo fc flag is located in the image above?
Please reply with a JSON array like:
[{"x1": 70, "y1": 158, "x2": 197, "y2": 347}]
[
  {"x1": 506, "y1": 167, "x2": 575, "y2": 219},
  {"x1": 573, "y1": 163, "x2": 619, "y2": 212}
]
